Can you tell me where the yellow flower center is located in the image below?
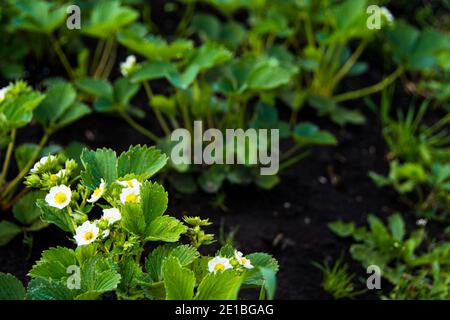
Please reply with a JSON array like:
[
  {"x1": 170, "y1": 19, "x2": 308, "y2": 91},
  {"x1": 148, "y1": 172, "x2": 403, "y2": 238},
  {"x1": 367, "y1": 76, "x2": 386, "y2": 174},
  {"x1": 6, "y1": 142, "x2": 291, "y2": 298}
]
[
  {"x1": 93, "y1": 187, "x2": 102, "y2": 196},
  {"x1": 84, "y1": 231, "x2": 94, "y2": 241},
  {"x1": 54, "y1": 192, "x2": 67, "y2": 204},
  {"x1": 50, "y1": 174, "x2": 57, "y2": 181},
  {"x1": 240, "y1": 258, "x2": 247, "y2": 264},
  {"x1": 127, "y1": 180, "x2": 133, "y2": 187},
  {"x1": 214, "y1": 263, "x2": 225, "y2": 272},
  {"x1": 125, "y1": 193, "x2": 138, "y2": 203}
]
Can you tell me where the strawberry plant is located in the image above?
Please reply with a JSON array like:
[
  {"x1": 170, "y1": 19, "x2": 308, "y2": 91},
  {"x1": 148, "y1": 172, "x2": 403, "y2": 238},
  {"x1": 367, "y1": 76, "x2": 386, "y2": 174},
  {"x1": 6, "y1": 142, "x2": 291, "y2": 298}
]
[
  {"x1": 0, "y1": 80, "x2": 90, "y2": 245},
  {"x1": 369, "y1": 89, "x2": 450, "y2": 220},
  {"x1": 330, "y1": 213, "x2": 450, "y2": 299},
  {"x1": 0, "y1": 145, "x2": 278, "y2": 300}
]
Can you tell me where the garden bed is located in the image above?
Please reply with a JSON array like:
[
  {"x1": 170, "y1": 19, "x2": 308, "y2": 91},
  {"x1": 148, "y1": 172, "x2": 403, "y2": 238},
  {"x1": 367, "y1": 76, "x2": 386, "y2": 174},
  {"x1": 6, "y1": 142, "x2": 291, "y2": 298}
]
[
  {"x1": 0, "y1": 0, "x2": 448, "y2": 301},
  {"x1": 0, "y1": 103, "x2": 415, "y2": 299}
]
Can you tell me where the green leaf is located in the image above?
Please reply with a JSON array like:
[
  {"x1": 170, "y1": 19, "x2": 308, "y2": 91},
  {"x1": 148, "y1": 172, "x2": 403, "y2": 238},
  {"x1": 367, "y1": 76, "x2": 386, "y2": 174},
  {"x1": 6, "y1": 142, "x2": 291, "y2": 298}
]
[
  {"x1": 386, "y1": 22, "x2": 450, "y2": 70},
  {"x1": 169, "y1": 245, "x2": 200, "y2": 266},
  {"x1": 145, "y1": 216, "x2": 187, "y2": 242},
  {"x1": 13, "y1": 191, "x2": 45, "y2": 225},
  {"x1": 388, "y1": 213, "x2": 405, "y2": 242},
  {"x1": 117, "y1": 29, "x2": 193, "y2": 61},
  {"x1": 75, "y1": 78, "x2": 113, "y2": 99},
  {"x1": 196, "y1": 270, "x2": 243, "y2": 300},
  {"x1": 246, "y1": 59, "x2": 296, "y2": 91},
  {"x1": 216, "y1": 244, "x2": 236, "y2": 258},
  {"x1": 162, "y1": 257, "x2": 195, "y2": 300},
  {"x1": 328, "y1": 220, "x2": 355, "y2": 238},
  {"x1": 117, "y1": 145, "x2": 167, "y2": 180},
  {"x1": 63, "y1": 142, "x2": 88, "y2": 175},
  {"x1": 244, "y1": 253, "x2": 279, "y2": 287},
  {"x1": 140, "y1": 182, "x2": 168, "y2": 223},
  {"x1": 367, "y1": 214, "x2": 391, "y2": 246},
  {"x1": 255, "y1": 175, "x2": 280, "y2": 190},
  {"x1": 36, "y1": 199, "x2": 75, "y2": 233},
  {"x1": 178, "y1": 43, "x2": 232, "y2": 88},
  {"x1": 150, "y1": 95, "x2": 176, "y2": 116},
  {"x1": 121, "y1": 203, "x2": 146, "y2": 237},
  {"x1": 250, "y1": 103, "x2": 290, "y2": 138},
  {"x1": 80, "y1": 148, "x2": 118, "y2": 188},
  {"x1": 145, "y1": 244, "x2": 199, "y2": 283},
  {"x1": 117, "y1": 256, "x2": 143, "y2": 294},
  {"x1": 0, "y1": 221, "x2": 22, "y2": 246},
  {"x1": 11, "y1": 0, "x2": 67, "y2": 34},
  {"x1": 145, "y1": 245, "x2": 174, "y2": 282},
  {"x1": 80, "y1": 256, "x2": 121, "y2": 294},
  {"x1": 293, "y1": 122, "x2": 337, "y2": 146},
  {"x1": 0, "y1": 273, "x2": 26, "y2": 300},
  {"x1": 54, "y1": 102, "x2": 91, "y2": 130},
  {"x1": 82, "y1": 1, "x2": 138, "y2": 38},
  {"x1": 130, "y1": 61, "x2": 178, "y2": 83},
  {"x1": 350, "y1": 244, "x2": 390, "y2": 268},
  {"x1": 258, "y1": 267, "x2": 277, "y2": 300},
  {"x1": 14, "y1": 143, "x2": 39, "y2": 171},
  {"x1": 34, "y1": 83, "x2": 76, "y2": 127},
  {"x1": 330, "y1": 107, "x2": 366, "y2": 126},
  {"x1": 27, "y1": 278, "x2": 75, "y2": 300},
  {"x1": 29, "y1": 247, "x2": 78, "y2": 279},
  {"x1": 114, "y1": 78, "x2": 140, "y2": 107},
  {"x1": 1, "y1": 91, "x2": 45, "y2": 130}
]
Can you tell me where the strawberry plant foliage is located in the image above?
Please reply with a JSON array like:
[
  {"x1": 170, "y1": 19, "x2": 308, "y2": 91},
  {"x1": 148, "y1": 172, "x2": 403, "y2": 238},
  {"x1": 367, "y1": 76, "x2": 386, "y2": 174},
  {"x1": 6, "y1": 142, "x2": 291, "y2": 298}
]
[
  {"x1": 330, "y1": 213, "x2": 450, "y2": 299},
  {"x1": 0, "y1": 146, "x2": 278, "y2": 300},
  {"x1": 0, "y1": 80, "x2": 90, "y2": 245}
]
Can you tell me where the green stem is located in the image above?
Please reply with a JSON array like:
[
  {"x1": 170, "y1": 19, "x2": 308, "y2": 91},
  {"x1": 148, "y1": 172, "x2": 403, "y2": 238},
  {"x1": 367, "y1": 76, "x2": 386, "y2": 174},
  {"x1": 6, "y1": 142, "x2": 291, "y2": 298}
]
[
  {"x1": 1, "y1": 129, "x2": 16, "y2": 186},
  {"x1": 279, "y1": 151, "x2": 311, "y2": 172},
  {"x1": 91, "y1": 39, "x2": 105, "y2": 75},
  {"x1": 176, "y1": 2, "x2": 195, "y2": 35},
  {"x1": 328, "y1": 40, "x2": 368, "y2": 92},
  {"x1": 93, "y1": 36, "x2": 114, "y2": 79},
  {"x1": 332, "y1": 67, "x2": 403, "y2": 103},
  {"x1": 289, "y1": 110, "x2": 298, "y2": 127},
  {"x1": 1, "y1": 132, "x2": 50, "y2": 200},
  {"x1": 50, "y1": 35, "x2": 75, "y2": 79},
  {"x1": 178, "y1": 91, "x2": 193, "y2": 133},
  {"x1": 303, "y1": 13, "x2": 316, "y2": 48},
  {"x1": 281, "y1": 144, "x2": 301, "y2": 161},
  {"x1": 100, "y1": 40, "x2": 117, "y2": 79},
  {"x1": 143, "y1": 81, "x2": 171, "y2": 136},
  {"x1": 120, "y1": 112, "x2": 159, "y2": 143}
]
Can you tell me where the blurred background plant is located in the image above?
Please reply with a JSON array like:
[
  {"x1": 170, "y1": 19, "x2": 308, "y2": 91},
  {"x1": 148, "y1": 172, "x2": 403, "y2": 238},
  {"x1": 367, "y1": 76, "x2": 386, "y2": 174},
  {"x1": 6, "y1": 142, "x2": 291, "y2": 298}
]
[
  {"x1": 1, "y1": 0, "x2": 447, "y2": 194},
  {"x1": 0, "y1": 80, "x2": 90, "y2": 246}
]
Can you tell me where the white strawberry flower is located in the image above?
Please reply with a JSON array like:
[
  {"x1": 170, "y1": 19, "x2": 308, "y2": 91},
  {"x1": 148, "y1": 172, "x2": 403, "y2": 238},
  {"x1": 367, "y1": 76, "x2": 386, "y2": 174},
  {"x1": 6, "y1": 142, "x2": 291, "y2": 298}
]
[
  {"x1": 235, "y1": 250, "x2": 254, "y2": 269},
  {"x1": 416, "y1": 218, "x2": 427, "y2": 227},
  {"x1": 30, "y1": 155, "x2": 56, "y2": 173},
  {"x1": 120, "y1": 187, "x2": 140, "y2": 204},
  {"x1": 380, "y1": 7, "x2": 394, "y2": 24},
  {"x1": 0, "y1": 85, "x2": 10, "y2": 103},
  {"x1": 102, "y1": 207, "x2": 121, "y2": 225},
  {"x1": 56, "y1": 169, "x2": 66, "y2": 177},
  {"x1": 87, "y1": 178, "x2": 106, "y2": 203},
  {"x1": 208, "y1": 256, "x2": 233, "y2": 273},
  {"x1": 120, "y1": 55, "x2": 137, "y2": 76},
  {"x1": 102, "y1": 229, "x2": 110, "y2": 239},
  {"x1": 74, "y1": 221, "x2": 99, "y2": 246},
  {"x1": 45, "y1": 185, "x2": 72, "y2": 209},
  {"x1": 117, "y1": 178, "x2": 141, "y2": 189}
]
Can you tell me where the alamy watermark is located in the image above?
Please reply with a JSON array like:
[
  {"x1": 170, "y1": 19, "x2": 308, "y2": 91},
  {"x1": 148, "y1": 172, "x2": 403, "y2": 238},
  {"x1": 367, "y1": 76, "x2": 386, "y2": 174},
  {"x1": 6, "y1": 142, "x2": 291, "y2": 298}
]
[
  {"x1": 170, "y1": 121, "x2": 280, "y2": 175},
  {"x1": 366, "y1": 265, "x2": 381, "y2": 290},
  {"x1": 66, "y1": 5, "x2": 81, "y2": 30},
  {"x1": 66, "y1": 265, "x2": 81, "y2": 290}
]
